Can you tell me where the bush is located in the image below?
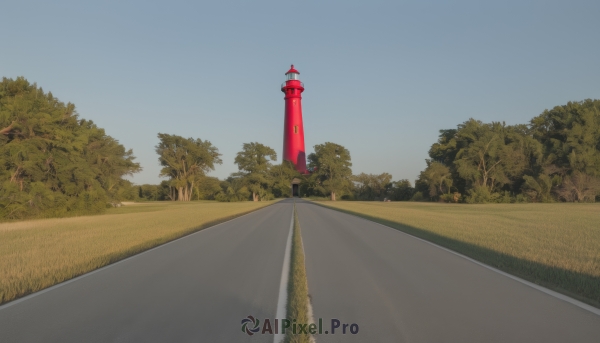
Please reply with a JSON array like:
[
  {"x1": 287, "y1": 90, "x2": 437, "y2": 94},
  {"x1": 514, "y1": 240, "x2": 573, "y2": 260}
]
[
  {"x1": 410, "y1": 191, "x2": 425, "y2": 201},
  {"x1": 440, "y1": 192, "x2": 462, "y2": 203},
  {"x1": 515, "y1": 194, "x2": 528, "y2": 203},
  {"x1": 498, "y1": 191, "x2": 513, "y2": 203},
  {"x1": 465, "y1": 186, "x2": 500, "y2": 204}
]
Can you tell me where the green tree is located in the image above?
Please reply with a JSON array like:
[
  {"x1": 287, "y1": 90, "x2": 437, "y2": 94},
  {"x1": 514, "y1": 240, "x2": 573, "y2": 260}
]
[
  {"x1": 418, "y1": 161, "x2": 453, "y2": 200},
  {"x1": 418, "y1": 99, "x2": 600, "y2": 203},
  {"x1": 389, "y1": 179, "x2": 415, "y2": 201},
  {"x1": 308, "y1": 142, "x2": 352, "y2": 201},
  {"x1": 424, "y1": 119, "x2": 542, "y2": 202},
  {"x1": 270, "y1": 160, "x2": 301, "y2": 198},
  {"x1": 429, "y1": 129, "x2": 460, "y2": 166},
  {"x1": 555, "y1": 171, "x2": 600, "y2": 202},
  {"x1": 194, "y1": 176, "x2": 222, "y2": 200},
  {"x1": 521, "y1": 164, "x2": 561, "y2": 202},
  {"x1": 138, "y1": 184, "x2": 167, "y2": 201},
  {"x1": 530, "y1": 100, "x2": 600, "y2": 201},
  {"x1": 84, "y1": 125, "x2": 141, "y2": 203},
  {"x1": 156, "y1": 133, "x2": 222, "y2": 201},
  {"x1": 428, "y1": 128, "x2": 466, "y2": 194},
  {"x1": 0, "y1": 77, "x2": 140, "y2": 219},
  {"x1": 353, "y1": 172, "x2": 393, "y2": 200},
  {"x1": 298, "y1": 172, "x2": 324, "y2": 198},
  {"x1": 455, "y1": 121, "x2": 525, "y2": 192},
  {"x1": 531, "y1": 100, "x2": 600, "y2": 176},
  {"x1": 215, "y1": 175, "x2": 251, "y2": 202},
  {"x1": 234, "y1": 142, "x2": 277, "y2": 201}
]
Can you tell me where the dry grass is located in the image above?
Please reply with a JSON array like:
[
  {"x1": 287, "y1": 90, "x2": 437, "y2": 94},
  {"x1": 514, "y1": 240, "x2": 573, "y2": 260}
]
[
  {"x1": 285, "y1": 203, "x2": 311, "y2": 343},
  {"x1": 0, "y1": 201, "x2": 274, "y2": 305},
  {"x1": 317, "y1": 201, "x2": 600, "y2": 307}
]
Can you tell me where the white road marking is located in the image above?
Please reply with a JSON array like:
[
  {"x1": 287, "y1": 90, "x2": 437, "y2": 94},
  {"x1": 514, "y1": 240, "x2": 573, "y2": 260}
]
[{"x1": 274, "y1": 209, "x2": 294, "y2": 343}]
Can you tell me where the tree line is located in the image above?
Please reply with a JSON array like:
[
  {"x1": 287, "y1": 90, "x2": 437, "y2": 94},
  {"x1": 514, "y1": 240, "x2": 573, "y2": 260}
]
[
  {"x1": 142, "y1": 138, "x2": 422, "y2": 202},
  {"x1": 137, "y1": 99, "x2": 600, "y2": 204},
  {"x1": 418, "y1": 99, "x2": 600, "y2": 203},
  {"x1": 2, "y1": 76, "x2": 599, "y2": 220},
  {"x1": 0, "y1": 77, "x2": 140, "y2": 219},
  {"x1": 142, "y1": 139, "x2": 358, "y2": 202}
]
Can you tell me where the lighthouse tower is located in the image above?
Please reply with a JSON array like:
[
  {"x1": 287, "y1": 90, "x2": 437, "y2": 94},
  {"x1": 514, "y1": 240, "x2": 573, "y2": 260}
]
[{"x1": 281, "y1": 65, "x2": 307, "y2": 173}]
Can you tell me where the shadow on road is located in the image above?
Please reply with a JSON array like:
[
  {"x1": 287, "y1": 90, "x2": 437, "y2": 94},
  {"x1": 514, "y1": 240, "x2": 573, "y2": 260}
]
[{"x1": 301, "y1": 200, "x2": 600, "y2": 309}]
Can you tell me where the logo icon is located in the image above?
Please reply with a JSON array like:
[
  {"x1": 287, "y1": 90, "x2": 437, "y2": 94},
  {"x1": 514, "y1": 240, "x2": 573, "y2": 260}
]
[{"x1": 241, "y1": 315, "x2": 261, "y2": 335}]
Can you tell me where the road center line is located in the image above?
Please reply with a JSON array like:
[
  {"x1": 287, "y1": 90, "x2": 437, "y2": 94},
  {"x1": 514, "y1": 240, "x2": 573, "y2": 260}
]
[{"x1": 274, "y1": 208, "x2": 294, "y2": 343}]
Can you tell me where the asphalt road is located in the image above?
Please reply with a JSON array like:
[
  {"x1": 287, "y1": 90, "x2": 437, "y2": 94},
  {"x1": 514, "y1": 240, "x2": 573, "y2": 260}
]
[
  {"x1": 0, "y1": 200, "x2": 294, "y2": 343},
  {"x1": 296, "y1": 200, "x2": 600, "y2": 342},
  {"x1": 2, "y1": 199, "x2": 600, "y2": 342}
]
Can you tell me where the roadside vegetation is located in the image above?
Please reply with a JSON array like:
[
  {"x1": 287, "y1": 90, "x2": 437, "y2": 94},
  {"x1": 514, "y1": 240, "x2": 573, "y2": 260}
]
[
  {"x1": 0, "y1": 77, "x2": 141, "y2": 220},
  {"x1": 148, "y1": 99, "x2": 600, "y2": 203},
  {"x1": 317, "y1": 201, "x2": 600, "y2": 307},
  {"x1": 285, "y1": 204, "x2": 311, "y2": 343},
  {"x1": 416, "y1": 100, "x2": 600, "y2": 203},
  {"x1": 4, "y1": 76, "x2": 598, "y2": 222},
  {"x1": 335, "y1": 100, "x2": 600, "y2": 203},
  {"x1": 0, "y1": 201, "x2": 273, "y2": 305}
]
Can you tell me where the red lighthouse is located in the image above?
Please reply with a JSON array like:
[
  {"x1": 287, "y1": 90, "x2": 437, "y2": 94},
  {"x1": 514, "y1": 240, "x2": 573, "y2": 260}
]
[{"x1": 281, "y1": 65, "x2": 307, "y2": 173}]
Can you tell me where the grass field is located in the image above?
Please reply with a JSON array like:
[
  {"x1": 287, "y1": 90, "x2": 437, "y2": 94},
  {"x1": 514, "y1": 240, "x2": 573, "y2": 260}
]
[
  {"x1": 317, "y1": 201, "x2": 600, "y2": 308},
  {"x1": 0, "y1": 201, "x2": 275, "y2": 305}
]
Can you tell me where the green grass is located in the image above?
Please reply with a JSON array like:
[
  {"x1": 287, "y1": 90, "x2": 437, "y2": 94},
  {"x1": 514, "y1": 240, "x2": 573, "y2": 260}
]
[
  {"x1": 284, "y1": 203, "x2": 312, "y2": 343},
  {"x1": 316, "y1": 201, "x2": 600, "y2": 308},
  {"x1": 0, "y1": 201, "x2": 275, "y2": 305}
]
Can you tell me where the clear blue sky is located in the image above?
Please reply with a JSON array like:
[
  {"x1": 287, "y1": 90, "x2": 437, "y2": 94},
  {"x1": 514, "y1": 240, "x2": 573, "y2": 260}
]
[{"x1": 2, "y1": 0, "x2": 599, "y2": 185}]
